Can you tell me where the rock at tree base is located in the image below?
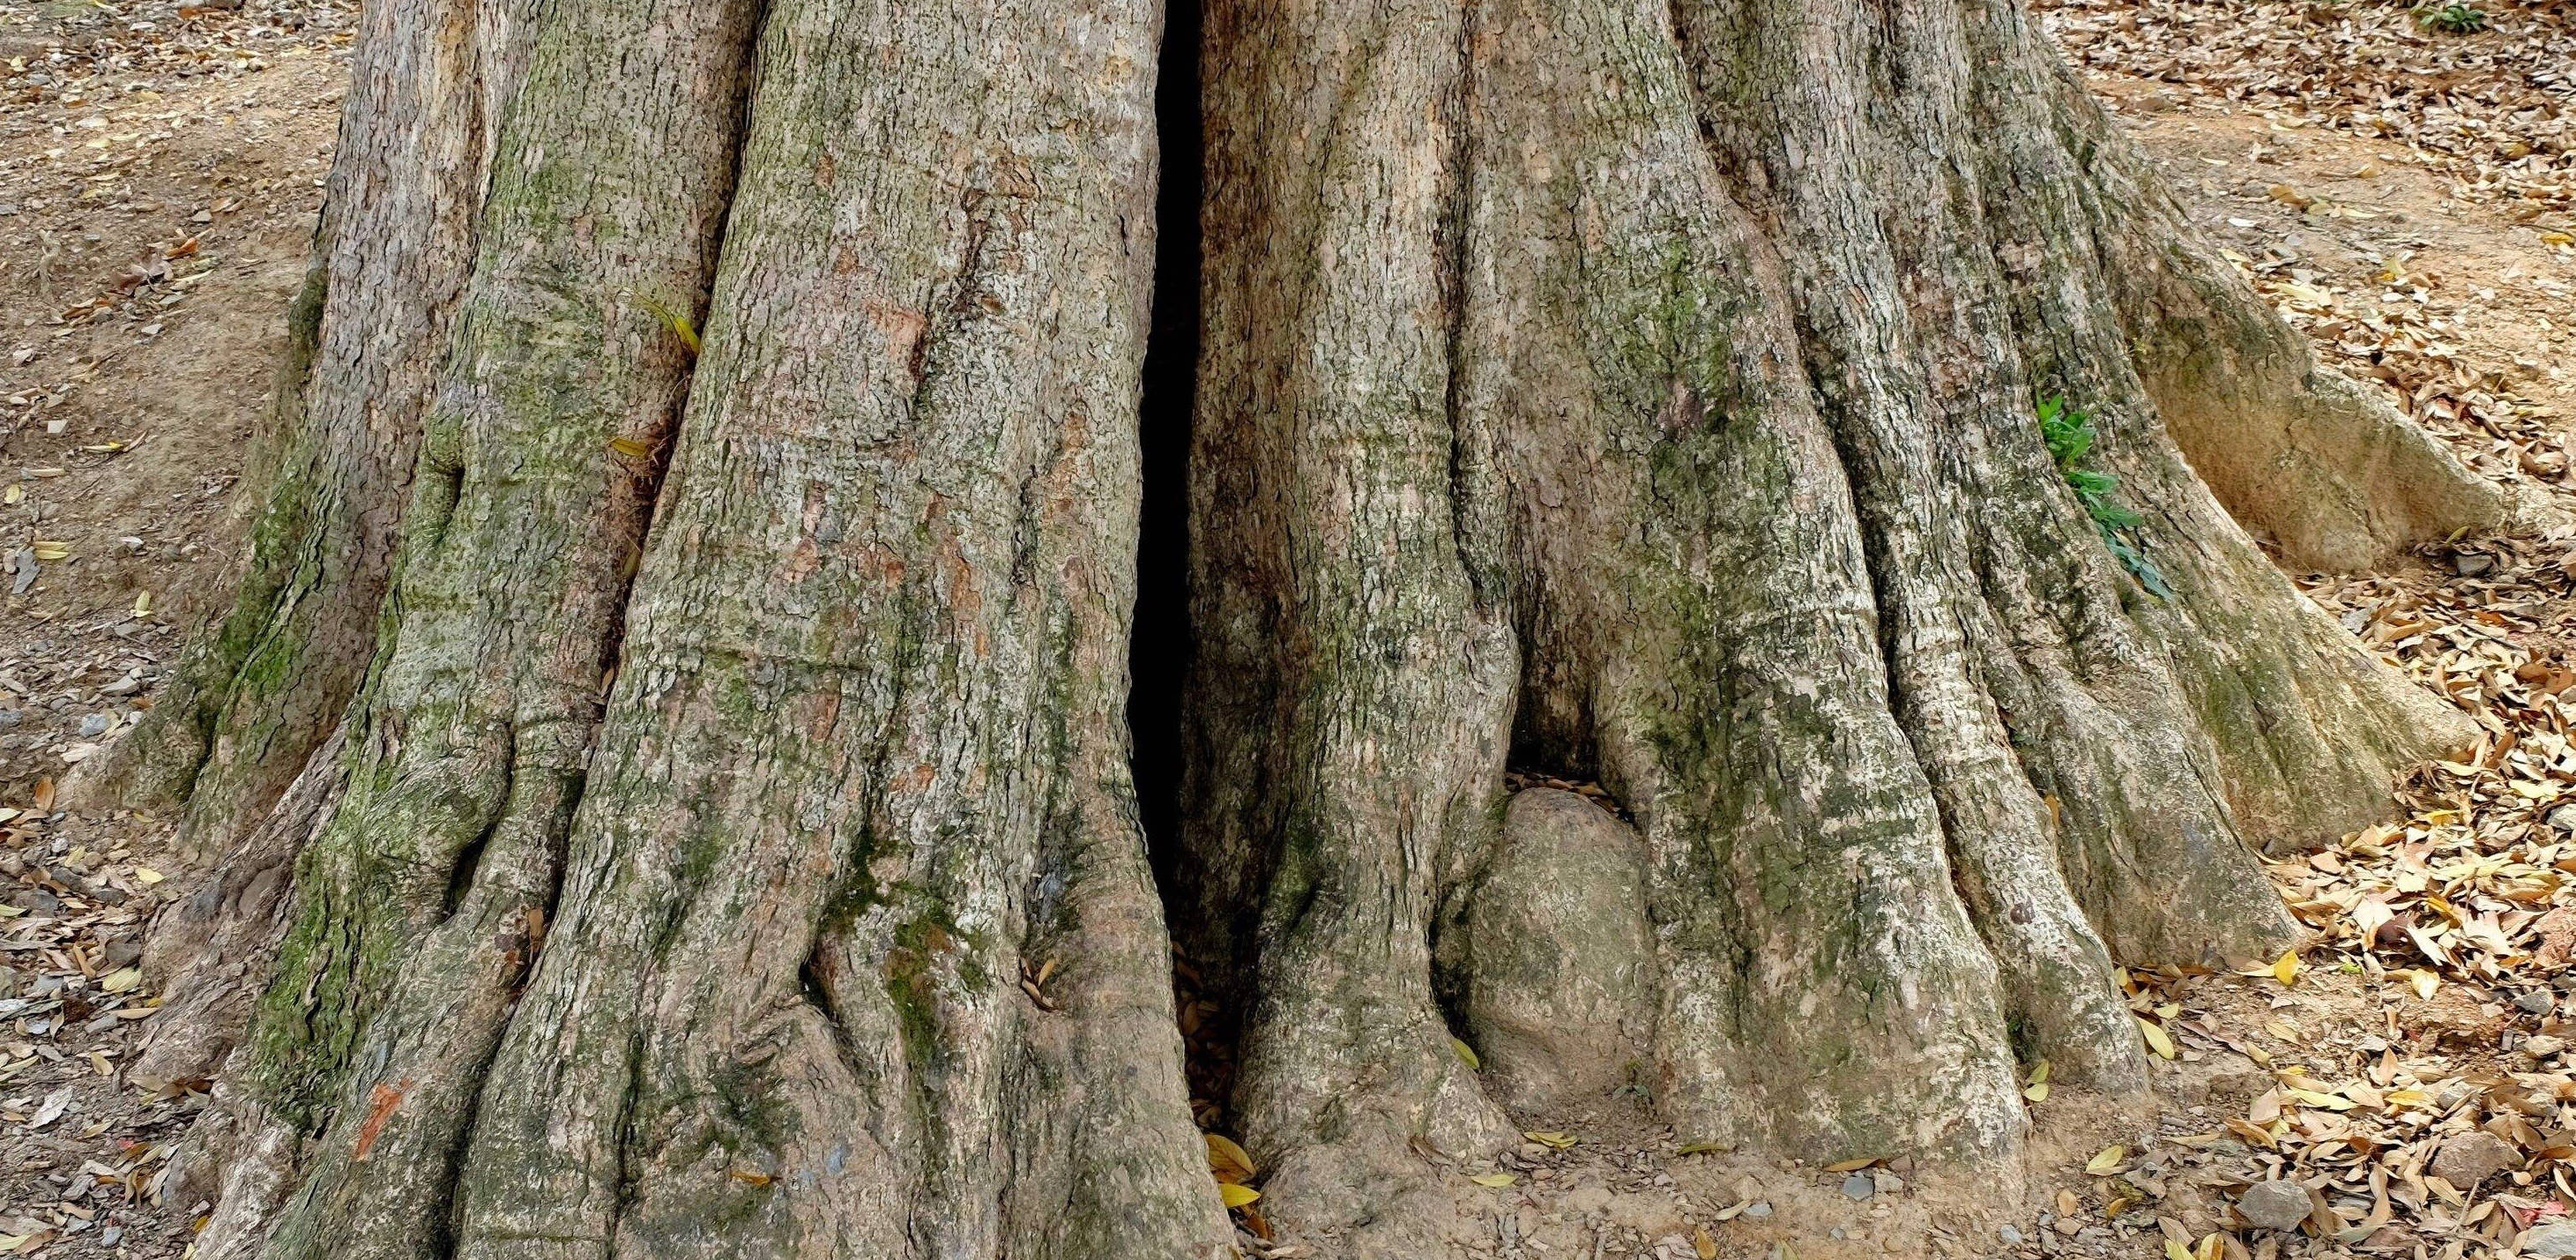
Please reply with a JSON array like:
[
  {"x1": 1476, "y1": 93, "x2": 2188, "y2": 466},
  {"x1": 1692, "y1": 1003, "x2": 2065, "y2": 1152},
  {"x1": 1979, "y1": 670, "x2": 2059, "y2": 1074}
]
[{"x1": 1454, "y1": 788, "x2": 1654, "y2": 1114}]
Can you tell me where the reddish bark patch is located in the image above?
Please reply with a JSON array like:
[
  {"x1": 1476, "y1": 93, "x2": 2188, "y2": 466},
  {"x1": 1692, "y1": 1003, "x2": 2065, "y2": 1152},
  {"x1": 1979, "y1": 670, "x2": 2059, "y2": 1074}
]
[{"x1": 353, "y1": 1080, "x2": 409, "y2": 1161}]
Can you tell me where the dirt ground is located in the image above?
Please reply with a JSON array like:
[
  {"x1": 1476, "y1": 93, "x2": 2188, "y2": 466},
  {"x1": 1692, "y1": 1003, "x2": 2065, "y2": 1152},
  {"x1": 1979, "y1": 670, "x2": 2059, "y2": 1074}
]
[{"x1": 0, "y1": 0, "x2": 2572, "y2": 1257}]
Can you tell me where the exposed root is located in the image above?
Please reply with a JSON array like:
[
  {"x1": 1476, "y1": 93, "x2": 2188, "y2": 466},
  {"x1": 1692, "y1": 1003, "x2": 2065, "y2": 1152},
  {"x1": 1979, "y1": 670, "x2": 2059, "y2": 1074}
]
[{"x1": 128, "y1": 727, "x2": 346, "y2": 1092}]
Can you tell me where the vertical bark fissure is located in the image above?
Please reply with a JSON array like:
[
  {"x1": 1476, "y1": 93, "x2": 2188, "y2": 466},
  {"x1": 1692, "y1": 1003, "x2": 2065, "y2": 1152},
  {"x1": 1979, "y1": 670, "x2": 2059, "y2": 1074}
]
[{"x1": 1131, "y1": 0, "x2": 1202, "y2": 901}]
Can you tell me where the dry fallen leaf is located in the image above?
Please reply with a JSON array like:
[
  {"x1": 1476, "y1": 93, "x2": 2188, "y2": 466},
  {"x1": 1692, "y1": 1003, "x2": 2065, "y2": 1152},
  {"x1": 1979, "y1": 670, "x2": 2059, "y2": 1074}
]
[
  {"x1": 1206, "y1": 1132, "x2": 1256, "y2": 1184},
  {"x1": 2139, "y1": 1018, "x2": 2177, "y2": 1060}
]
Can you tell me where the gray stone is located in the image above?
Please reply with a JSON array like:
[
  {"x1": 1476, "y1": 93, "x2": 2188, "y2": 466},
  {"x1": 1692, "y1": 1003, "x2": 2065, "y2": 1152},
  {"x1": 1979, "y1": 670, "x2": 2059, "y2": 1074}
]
[
  {"x1": 2235, "y1": 1180, "x2": 2312, "y2": 1233},
  {"x1": 1451, "y1": 788, "x2": 1653, "y2": 1112},
  {"x1": 1740, "y1": 1202, "x2": 1771, "y2": 1219},
  {"x1": 1840, "y1": 1173, "x2": 1875, "y2": 1201},
  {"x1": 2521, "y1": 1221, "x2": 2576, "y2": 1258},
  {"x1": 2520, "y1": 989, "x2": 2557, "y2": 1015},
  {"x1": 2431, "y1": 1130, "x2": 2519, "y2": 1188},
  {"x1": 1997, "y1": 1225, "x2": 2023, "y2": 1244}
]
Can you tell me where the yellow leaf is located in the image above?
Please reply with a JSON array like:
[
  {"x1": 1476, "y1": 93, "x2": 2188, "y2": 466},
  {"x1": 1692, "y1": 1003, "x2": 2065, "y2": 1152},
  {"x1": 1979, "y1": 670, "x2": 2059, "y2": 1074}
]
[
  {"x1": 2409, "y1": 969, "x2": 2439, "y2": 999},
  {"x1": 1218, "y1": 1182, "x2": 1261, "y2": 1208},
  {"x1": 1205, "y1": 1133, "x2": 1256, "y2": 1183},
  {"x1": 2024, "y1": 1081, "x2": 2051, "y2": 1102},
  {"x1": 632, "y1": 294, "x2": 702, "y2": 354},
  {"x1": 2027, "y1": 1059, "x2": 2051, "y2": 1086},
  {"x1": 135, "y1": 867, "x2": 163, "y2": 884},
  {"x1": 132, "y1": 591, "x2": 151, "y2": 616},
  {"x1": 1824, "y1": 1157, "x2": 1879, "y2": 1172},
  {"x1": 2272, "y1": 950, "x2": 2300, "y2": 987},
  {"x1": 607, "y1": 436, "x2": 653, "y2": 460},
  {"x1": 1, "y1": 486, "x2": 17, "y2": 505},
  {"x1": 1468, "y1": 1173, "x2": 1515, "y2": 1188},
  {"x1": 1694, "y1": 1226, "x2": 1717, "y2": 1259},
  {"x1": 2085, "y1": 1144, "x2": 2126, "y2": 1175},
  {"x1": 2543, "y1": 231, "x2": 2575, "y2": 247},
  {"x1": 1449, "y1": 1037, "x2": 1480, "y2": 1070},
  {"x1": 29, "y1": 541, "x2": 67, "y2": 561},
  {"x1": 2166, "y1": 1241, "x2": 2194, "y2": 1260},
  {"x1": 2139, "y1": 1019, "x2": 2176, "y2": 1060},
  {"x1": 100, "y1": 967, "x2": 140, "y2": 994},
  {"x1": 1523, "y1": 1130, "x2": 1576, "y2": 1151},
  {"x1": 2195, "y1": 1234, "x2": 2224, "y2": 1260}
]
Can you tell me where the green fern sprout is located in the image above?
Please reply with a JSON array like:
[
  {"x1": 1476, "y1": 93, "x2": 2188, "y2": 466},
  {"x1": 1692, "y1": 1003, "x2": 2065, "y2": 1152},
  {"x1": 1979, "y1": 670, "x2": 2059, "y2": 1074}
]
[{"x1": 2037, "y1": 395, "x2": 2172, "y2": 600}]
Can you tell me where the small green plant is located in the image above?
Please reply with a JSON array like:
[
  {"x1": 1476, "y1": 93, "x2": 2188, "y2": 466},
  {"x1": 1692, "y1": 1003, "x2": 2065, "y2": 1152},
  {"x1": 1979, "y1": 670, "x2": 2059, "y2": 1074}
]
[
  {"x1": 2037, "y1": 395, "x2": 2172, "y2": 600},
  {"x1": 2416, "y1": 1, "x2": 2488, "y2": 33}
]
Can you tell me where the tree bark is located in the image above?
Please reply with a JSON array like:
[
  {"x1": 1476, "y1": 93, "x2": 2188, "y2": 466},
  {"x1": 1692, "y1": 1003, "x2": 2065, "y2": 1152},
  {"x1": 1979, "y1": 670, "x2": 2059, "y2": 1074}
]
[
  {"x1": 79, "y1": 0, "x2": 533, "y2": 856},
  {"x1": 1173, "y1": 0, "x2": 2471, "y2": 1247},
  {"x1": 132, "y1": 0, "x2": 2482, "y2": 1254},
  {"x1": 162, "y1": 0, "x2": 1230, "y2": 1256}
]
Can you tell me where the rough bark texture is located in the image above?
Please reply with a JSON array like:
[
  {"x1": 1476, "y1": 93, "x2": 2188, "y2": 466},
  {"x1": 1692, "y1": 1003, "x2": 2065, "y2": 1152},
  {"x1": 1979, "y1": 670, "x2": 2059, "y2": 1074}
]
[
  {"x1": 1171, "y1": 0, "x2": 2471, "y2": 1248},
  {"x1": 162, "y1": 0, "x2": 1231, "y2": 1256},
  {"x1": 131, "y1": 0, "x2": 2488, "y2": 1253},
  {"x1": 79, "y1": 0, "x2": 532, "y2": 860}
]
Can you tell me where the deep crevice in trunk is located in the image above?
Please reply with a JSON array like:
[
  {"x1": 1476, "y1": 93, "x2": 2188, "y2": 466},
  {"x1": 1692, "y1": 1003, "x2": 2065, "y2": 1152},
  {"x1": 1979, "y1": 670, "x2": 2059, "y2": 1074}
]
[{"x1": 1133, "y1": 0, "x2": 1202, "y2": 905}]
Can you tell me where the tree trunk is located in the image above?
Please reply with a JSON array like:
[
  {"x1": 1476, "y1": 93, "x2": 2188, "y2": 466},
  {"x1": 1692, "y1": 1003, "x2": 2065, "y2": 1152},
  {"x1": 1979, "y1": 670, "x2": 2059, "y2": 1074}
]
[
  {"x1": 80, "y1": 0, "x2": 533, "y2": 852},
  {"x1": 116, "y1": 0, "x2": 533, "y2": 1113},
  {"x1": 134, "y1": 0, "x2": 2481, "y2": 1253},
  {"x1": 1173, "y1": 0, "x2": 2472, "y2": 1247}
]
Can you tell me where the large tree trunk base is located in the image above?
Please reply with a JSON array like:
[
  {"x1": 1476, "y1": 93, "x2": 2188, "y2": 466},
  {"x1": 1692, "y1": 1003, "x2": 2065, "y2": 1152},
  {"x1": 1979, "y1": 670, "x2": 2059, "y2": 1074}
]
[
  {"x1": 1173, "y1": 0, "x2": 2469, "y2": 1241},
  {"x1": 133, "y1": 0, "x2": 2484, "y2": 1248}
]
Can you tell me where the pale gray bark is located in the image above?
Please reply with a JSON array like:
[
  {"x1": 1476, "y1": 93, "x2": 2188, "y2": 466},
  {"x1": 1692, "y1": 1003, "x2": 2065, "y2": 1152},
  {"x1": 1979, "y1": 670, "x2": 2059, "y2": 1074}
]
[
  {"x1": 172, "y1": 1, "x2": 1230, "y2": 1257},
  {"x1": 131, "y1": 0, "x2": 2477, "y2": 1254},
  {"x1": 449, "y1": 0, "x2": 1222, "y2": 1252},
  {"x1": 82, "y1": 0, "x2": 534, "y2": 859},
  {"x1": 1175, "y1": 0, "x2": 2471, "y2": 1250}
]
